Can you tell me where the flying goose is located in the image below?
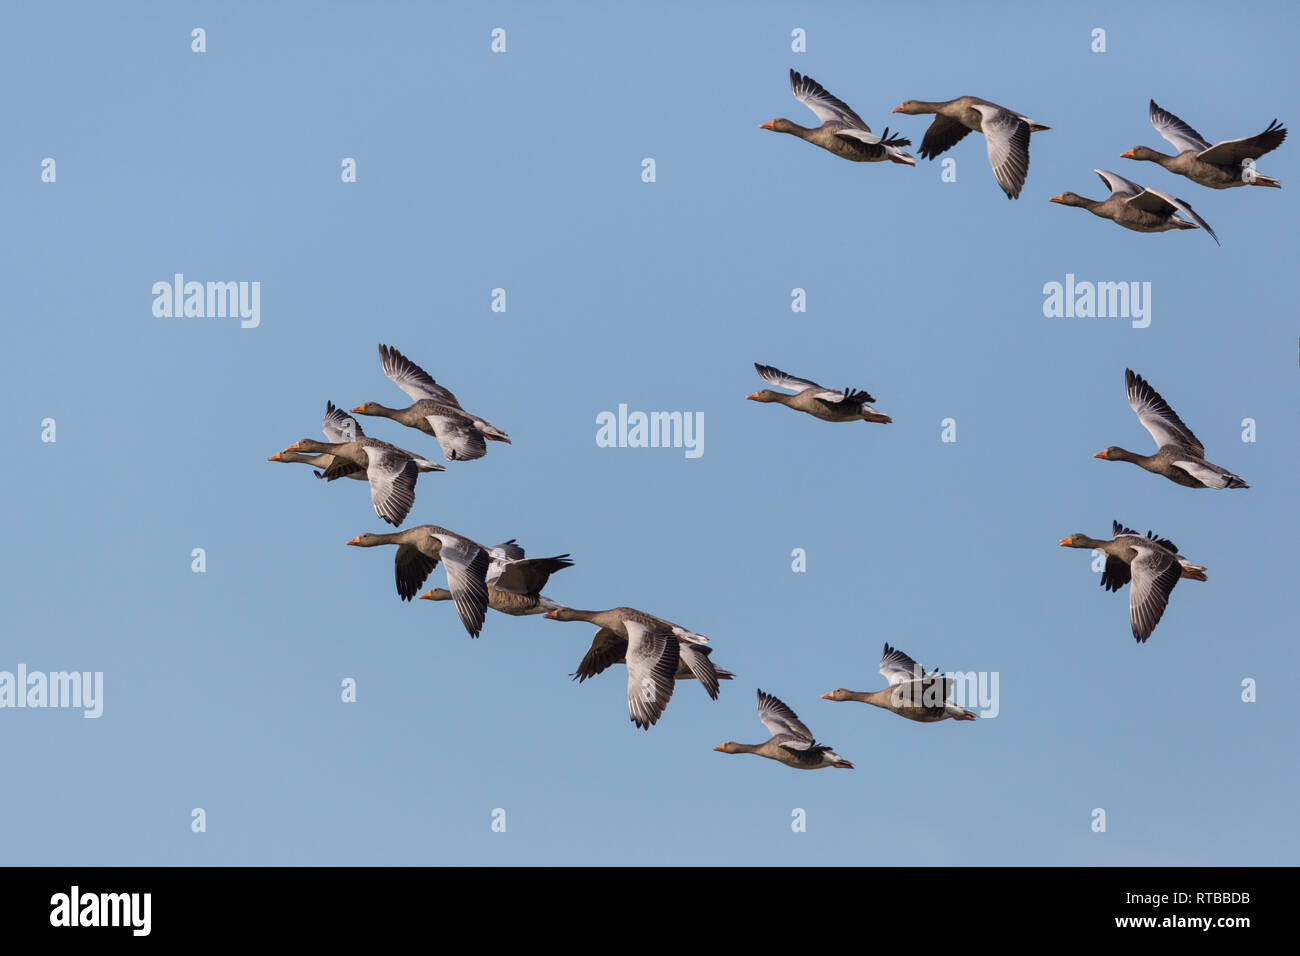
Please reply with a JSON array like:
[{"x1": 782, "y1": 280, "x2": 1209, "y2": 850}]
[
  {"x1": 714, "y1": 690, "x2": 854, "y2": 770},
  {"x1": 346, "y1": 526, "x2": 492, "y2": 636},
  {"x1": 1059, "y1": 521, "x2": 1207, "y2": 643},
  {"x1": 543, "y1": 606, "x2": 732, "y2": 702},
  {"x1": 277, "y1": 434, "x2": 444, "y2": 526},
  {"x1": 891, "y1": 96, "x2": 1049, "y2": 198},
  {"x1": 269, "y1": 401, "x2": 366, "y2": 478},
  {"x1": 351, "y1": 344, "x2": 510, "y2": 462},
  {"x1": 821, "y1": 643, "x2": 977, "y2": 722},
  {"x1": 421, "y1": 544, "x2": 574, "y2": 616},
  {"x1": 747, "y1": 363, "x2": 891, "y2": 423},
  {"x1": 1094, "y1": 369, "x2": 1248, "y2": 489},
  {"x1": 1122, "y1": 100, "x2": 1285, "y2": 189},
  {"x1": 761, "y1": 69, "x2": 915, "y2": 165},
  {"x1": 269, "y1": 401, "x2": 445, "y2": 481},
  {"x1": 1050, "y1": 169, "x2": 1219, "y2": 243}
]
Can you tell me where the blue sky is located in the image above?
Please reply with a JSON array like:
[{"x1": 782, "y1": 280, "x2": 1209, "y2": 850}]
[{"x1": 3, "y1": 1, "x2": 1296, "y2": 865}]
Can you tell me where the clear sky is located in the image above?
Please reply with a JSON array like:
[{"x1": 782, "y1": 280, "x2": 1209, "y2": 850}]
[{"x1": 3, "y1": 1, "x2": 1296, "y2": 865}]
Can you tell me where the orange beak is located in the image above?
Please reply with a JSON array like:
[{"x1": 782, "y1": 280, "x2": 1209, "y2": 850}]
[
  {"x1": 745, "y1": 392, "x2": 760, "y2": 401},
  {"x1": 279, "y1": 442, "x2": 301, "y2": 455},
  {"x1": 346, "y1": 536, "x2": 361, "y2": 546},
  {"x1": 1058, "y1": 537, "x2": 1072, "y2": 546},
  {"x1": 268, "y1": 452, "x2": 281, "y2": 461},
  {"x1": 1093, "y1": 450, "x2": 1109, "y2": 459},
  {"x1": 712, "y1": 744, "x2": 726, "y2": 751},
  {"x1": 759, "y1": 120, "x2": 775, "y2": 130},
  {"x1": 1049, "y1": 194, "x2": 1065, "y2": 203},
  {"x1": 350, "y1": 405, "x2": 365, "y2": 413},
  {"x1": 418, "y1": 590, "x2": 433, "y2": 600},
  {"x1": 1120, "y1": 149, "x2": 1136, "y2": 159},
  {"x1": 891, "y1": 104, "x2": 905, "y2": 113},
  {"x1": 820, "y1": 692, "x2": 834, "y2": 700}
]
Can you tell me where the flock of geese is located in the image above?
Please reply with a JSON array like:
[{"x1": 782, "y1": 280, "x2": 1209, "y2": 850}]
[
  {"x1": 760, "y1": 72, "x2": 1267, "y2": 637},
  {"x1": 265, "y1": 346, "x2": 983, "y2": 772},
  {"x1": 264, "y1": 72, "x2": 1274, "y2": 773},
  {"x1": 763, "y1": 69, "x2": 1285, "y2": 243}
]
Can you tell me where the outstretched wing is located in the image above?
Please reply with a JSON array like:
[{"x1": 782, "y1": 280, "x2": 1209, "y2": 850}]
[
  {"x1": 1094, "y1": 168, "x2": 1143, "y2": 199},
  {"x1": 378, "y1": 344, "x2": 462, "y2": 407},
  {"x1": 1126, "y1": 188, "x2": 1219, "y2": 244},
  {"x1": 1125, "y1": 369, "x2": 1205, "y2": 456},
  {"x1": 918, "y1": 113, "x2": 974, "y2": 160},
  {"x1": 1197, "y1": 119, "x2": 1287, "y2": 165},
  {"x1": 973, "y1": 104, "x2": 1031, "y2": 199},
  {"x1": 625, "y1": 621, "x2": 679, "y2": 729},
  {"x1": 361, "y1": 446, "x2": 417, "y2": 526},
  {"x1": 323, "y1": 401, "x2": 364, "y2": 442},
  {"x1": 1128, "y1": 544, "x2": 1181, "y2": 643},
  {"x1": 426, "y1": 532, "x2": 490, "y2": 638},
  {"x1": 1148, "y1": 100, "x2": 1212, "y2": 155},
  {"x1": 756, "y1": 689, "x2": 814, "y2": 742},
  {"x1": 754, "y1": 363, "x2": 866, "y2": 402},
  {"x1": 789, "y1": 69, "x2": 869, "y2": 129},
  {"x1": 879, "y1": 642, "x2": 928, "y2": 686},
  {"x1": 572, "y1": 628, "x2": 627, "y2": 683}
]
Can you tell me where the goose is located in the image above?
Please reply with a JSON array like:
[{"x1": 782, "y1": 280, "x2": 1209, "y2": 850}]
[
  {"x1": 346, "y1": 526, "x2": 491, "y2": 636},
  {"x1": 891, "y1": 97, "x2": 1049, "y2": 198},
  {"x1": 421, "y1": 545, "x2": 574, "y2": 616},
  {"x1": 747, "y1": 363, "x2": 891, "y2": 423},
  {"x1": 714, "y1": 690, "x2": 854, "y2": 770},
  {"x1": 821, "y1": 643, "x2": 977, "y2": 722},
  {"x1": 279, "y1": 436, "x2": 444, "y2": 527},
  {"x1": 351, "y1": 344, "x2": 509, "y2": 462},
  {"x1": 1060, "y1": 521, "x2": 1207, "y2": 643},
  {"x1": 761, "y1": 69, "x2": 915, "y2": 165},
  {"x1": 1122, "y1": 100, "x2": 1285, "y2": 189},
  {"x1": 269, "y1": 401, "x2": 441, "y2": 480},
  {"x1": 1050, "y1": 169, "x2": 1218, "y2": 244},
  {"x1": 542, "y1": 606, "x2": 731, "y2": 700},
  {"x1": 1095, "y1": 369, "x2": 1248, "y2": 489}
]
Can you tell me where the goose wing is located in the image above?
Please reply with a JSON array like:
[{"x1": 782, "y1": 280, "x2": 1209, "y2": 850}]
[
  {"x1": 755, "y1": 363, "x2": 863, "y2": 402},
  {"x1": 756, "y1": 689, "x2": 814, "y2": 744},
  {"x1": 425, "y1": 410, "x2": 487, "y2": 461},
  {"x1": 426, "y1": 531, "x2": 490, "y2": 637},
  {"x1": 973, "y1": 104, "x2": 1031, "y2": 199},
  {"x1": 572, "y1": 628, "x2": 627, "y2": 682},
  {"x1": 1148, "y1": 100, "x2": 1212, "y2": 154},
  {"x1": 361, "y1": 445, "x2": 417, "y2": 526},
  {"x1": 1126, "y1": 188, "x2": 1219, "y2": 244},
  {"x1": 625, "y1": 621, "x2": 679, "y2": 729},
  {"x1": 1094, "y1": 168, "x2": 1144, "y2": 198},
  {"x1": 1197, "y1": 120, "x2": 1286, "y2": 165},
  {"x1": 918, "y1": 112, "x2": 974, "y2": 160},
  {"x1": 1125, "y1": 369, "x2": 1205, "y2": 456},
  {"x1": 491, "y1": 555, "x2": 574, "y2": 594},
  {"x1": 1128, "y1": 543, "x2": 1182, "y2": 643},
  {"x1": 789, "y1": 69, "x2": 870, "y2": 129},
  {"x1": 322, "y1": 401, "x2": 364, "y2": 442},
  {"x1": 394, "y1": 542, "x2": 440, "y2": 602},
  {"x1": 378, "y1": 344, "x2": 462, "y2": 407},
  {"x1": 879, "y1": 642, "x2": 928, "y2": 686}
]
